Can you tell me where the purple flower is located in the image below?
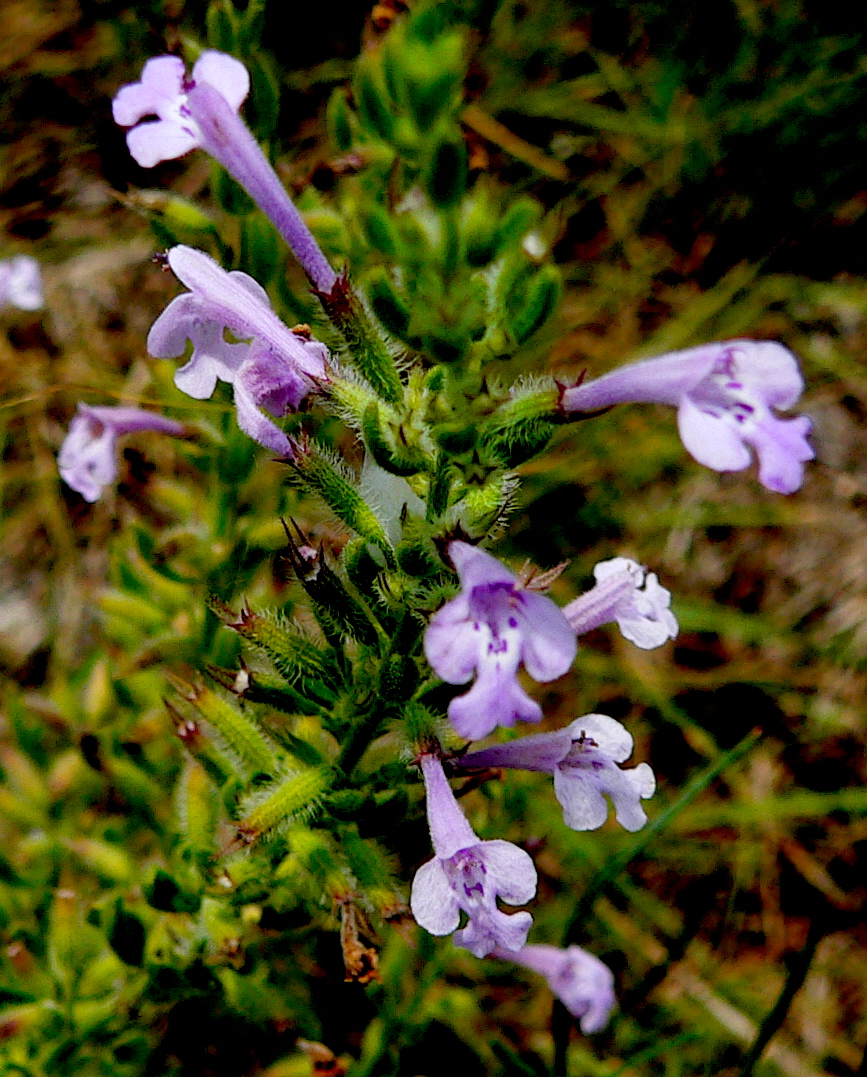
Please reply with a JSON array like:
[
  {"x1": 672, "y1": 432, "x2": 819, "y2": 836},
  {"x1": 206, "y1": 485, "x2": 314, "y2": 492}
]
[
  {"x1": 410, "y1": 754, "x2": 537, "y2": 958},
  {"x1": 562, "y1": 340, "x2": 813, "y2": 494},
  {"x1": 424, "y1": 542, "x2": 577, "y2": 741},
  {"x1": 462, "y1": 713, "x2": 655, "y2": 832},
  {"x1": 147, "y1": 245, "x2": 328, "y2": 455},
  {"x1": 112, "y1": 53, "x2": 249, "y2": 168},
  {"x1": 113, "y1": 53, "x2": 337, "y2": 292},
  {"x1": 492, "y1": 944, "x2": 616, "y2": 1033},
  {"x1": 0, "y1": 255, "x2": 43, "y2": 311},
  {"x1": 58, "y1": 404, "x2": 185, "y2": 502},
  {"x1": 562, "y1": 557, "x2": 677, "y2": 650}
]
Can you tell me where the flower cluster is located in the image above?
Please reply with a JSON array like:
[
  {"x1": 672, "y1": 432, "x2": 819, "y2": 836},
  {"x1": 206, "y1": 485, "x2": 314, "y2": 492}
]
[
  {"x1": 53, "y1": 40, "x2": 815, "y2": 1044},
  {"x1": 412, "y1": 540, "x2": 671, "y2": 1021},
  {"x1": 59, "y1": 49, "x2": 343, "y2": 501}
]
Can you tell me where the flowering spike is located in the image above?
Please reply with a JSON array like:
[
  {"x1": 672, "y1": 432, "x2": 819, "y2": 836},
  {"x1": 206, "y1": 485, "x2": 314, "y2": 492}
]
[
  {"x1": 562, "y1": 557, "x2": 678, "y2": 649},
  {"x1": 410, "y1": 755, "x2": 536, "y2": 957},
  {"x1": 58, "y1": 404, "x2": 186, "y2": 502},
  {"x1": 493, "y1": 944, "x2": 616, "y2": 1033},
  {"x1": 561, "y1": 340, "x2": 813, "y2": 493},
  {"x1": 424, "y1": 542, "x2": 576, "y2": 740},
  {"x1": 462, "y1": 713, "x2": 656, "y2": 832}
]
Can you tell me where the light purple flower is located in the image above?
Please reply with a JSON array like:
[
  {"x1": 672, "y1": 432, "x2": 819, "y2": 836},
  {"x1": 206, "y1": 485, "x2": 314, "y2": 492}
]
[
  {"x1": 410, "y1": 754, "x2": 536, "y2": 958},
  {"x1": 0, "y1": 255, "x2": 43, "y2": 311},
  {"x1": 562, "y1": 340, "x2": 813, "y2": 494},
  {"x1": 112, "y1": 53, "x2": 248, "y2": 168},
  {"x1": 424, "y1": 542, "x2": 577, "y2": 741},
  {"x1": 113, "y1": 53, "x2": 337, "y2": 293},
  {"x1": 58, "y1": 404, "x2": 185, "y2": 502},
  {"x1": 492, "y1": 944, "x2": 616, "y2": 1033},
  {"x1": 562, "y1": 557, "x2": 677, "y2": 649},
  {"x1": 462, "y1": 713, "x2": 655, "y2": 832},
  {"x1": 147, "y1": 245, "x2": 328, "y2": 455}
]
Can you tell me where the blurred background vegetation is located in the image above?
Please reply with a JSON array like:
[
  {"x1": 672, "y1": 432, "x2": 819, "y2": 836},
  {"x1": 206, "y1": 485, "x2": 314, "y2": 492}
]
[{"x1": 1, "y1": 1, "x2": 867, "y2": 1075}]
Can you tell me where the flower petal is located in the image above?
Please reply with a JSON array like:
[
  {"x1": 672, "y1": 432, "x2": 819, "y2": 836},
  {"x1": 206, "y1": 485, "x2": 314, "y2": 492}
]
[
  {"x1": 111, "y1": 55, "x2": 186, "y2": 125},
  {"x1": 232, "y1": 369, "x2": 295, "y2": 457},
  {"x1": 410, "y1": 859, "x2": 460, "y2": 935},
  {"x1": 476, "y1": 839, "x2": 537, "y2": 906},
  {"x1": 192, "y1": 50, "x2": 250, "y2": 111},
  {"x1": 447, "y1": 663, "x2": 542, "y2": 741},
  {"x1": 562, "y1": 343, "x2": 720, "y2": 411},
  {"x1": 82, "y1": 406, "x2": 184, "y2": 437},
  {"x1": 127, "y1": 120, "x2": 199, "y2": 169},
  {"x1": 553, "y1": 768, "x2": 610, "y2": 831},
  {"x1": 677, "y1": 394, "x2": 752, "y2": 471},
  {"x1": 518, "y1": 591, "x2": 577, "y2": 681},
  {"x1": 565, "y1": 714, "x2": 633, "y2": 762},
  {"x1": 423, "y1": 593, "x2": 478, "y2": 685},
  {"x1": 746, "y1": 413, "x2": 814, "y2": 494},
  {"x1": 58, "y1": 420, "x2": 117, "y2": 503},
  {"x1": 462, "y1": 726, "x2": 572, "y2": 773},
  {"x1": 420, "y1": 755, "x2": 478, "y2": 859},
  {"x1": 607, "y1": 762, "x2": 655, "y2": 832},
  {"x1": 147, "y1": 294, "x2": 249, "y2": 399},
  {"x1": 449, "y1": 541, "x2": 517, "y2": 591},
  {"x1": 733, "y1": 340, "x2": 805, "y2": 410},
  {"x1": 454, "y1": 909, "x2": 532, "y2": 958}
]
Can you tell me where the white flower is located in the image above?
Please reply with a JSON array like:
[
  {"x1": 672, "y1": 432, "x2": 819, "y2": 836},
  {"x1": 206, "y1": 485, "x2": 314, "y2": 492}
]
[
  {"x1": 563, "y1": 557, "x2": 678, "y2": 650},
  {"x1": 0, "y1": 256, "x2": 43, "y2": 311}
]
